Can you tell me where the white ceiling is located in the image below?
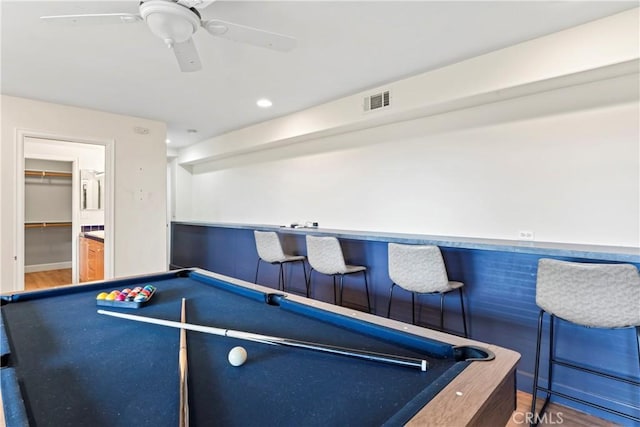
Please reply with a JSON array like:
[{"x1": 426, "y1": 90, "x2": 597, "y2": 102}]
[{"x1": 1, "y1": 1, "x2": 636, "y2": 148}]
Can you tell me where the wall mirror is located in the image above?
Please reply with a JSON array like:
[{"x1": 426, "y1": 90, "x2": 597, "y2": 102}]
[{"x1": 81, "y1": 169, "x2": 104, "y2": 210}]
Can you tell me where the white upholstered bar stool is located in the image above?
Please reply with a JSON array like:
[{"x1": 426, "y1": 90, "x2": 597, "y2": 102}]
[
  {"x1": 531, "y1": 259, "x2": 640, "y2": 426},
  {"x1": 254, "y1": 231, "x2": 306, "y2": 292},
  {"x1": 386, "y1": 243, "x2": 468, "y2": 337},
  {"x1": 305, "y1": 235, "x2": 371, "y2": 313}
]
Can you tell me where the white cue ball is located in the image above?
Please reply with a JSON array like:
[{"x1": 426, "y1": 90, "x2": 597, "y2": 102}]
[{"x1": 228, "y1": 346, "x2": 248, "y2": 367}]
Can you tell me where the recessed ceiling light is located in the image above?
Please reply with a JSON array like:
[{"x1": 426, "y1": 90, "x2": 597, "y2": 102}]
[
  {"x1": 166, "y1": 139, "x2": 171, "y2": 144},
  {"x1": 256, "y1": 98, "x2": 273, "y2": 108}
]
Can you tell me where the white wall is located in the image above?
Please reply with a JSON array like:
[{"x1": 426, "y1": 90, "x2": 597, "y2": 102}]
[
  {"x1": 173, "y1": 160, "x2": 194, "y2": 221},
  {"x1": 1, "y1": 95, "x2": 168, "y2": 292},
  {"x1": 184, "y1": 74, "x2": 639, "y2": 247},
  {"x1": 174, "y1": 9, "x2": 640, "y2": 248}
]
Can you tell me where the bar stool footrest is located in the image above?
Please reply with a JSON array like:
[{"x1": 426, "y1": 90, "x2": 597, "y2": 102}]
[{"x1": 533, "y1": 385, "x2": 640, "y2": 423}]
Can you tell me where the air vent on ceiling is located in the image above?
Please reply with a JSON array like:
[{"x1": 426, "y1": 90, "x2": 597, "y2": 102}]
[{"x1": 363, "y1": 90, "x2": 390, "y2": 112}]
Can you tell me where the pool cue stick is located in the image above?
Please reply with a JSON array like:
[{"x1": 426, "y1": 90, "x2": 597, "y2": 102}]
[
  {"x1": 179, "y1": 298, "x2": 189, "y2": 427},
  {"x1": 97, "y1": 309, "x2": 429, "y2": 371}
]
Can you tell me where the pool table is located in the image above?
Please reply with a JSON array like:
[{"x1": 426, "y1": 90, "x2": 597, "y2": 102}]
[{"x1": 1, "y1": 269, "x2": 520, "y2": 426}]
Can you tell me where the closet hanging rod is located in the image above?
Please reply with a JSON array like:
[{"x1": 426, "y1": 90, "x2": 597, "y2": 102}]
[
  {"x1": 25, "y1": 170, "x2": 72, "y2": 178},
  {"x1": 25, "y1": 222, "x2": 72, "y2": 229}
]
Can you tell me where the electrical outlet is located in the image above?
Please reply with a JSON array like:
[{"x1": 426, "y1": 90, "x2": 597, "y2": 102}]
[{"x1": 518, "y1": 230, "x2": 535, "y2": 241}]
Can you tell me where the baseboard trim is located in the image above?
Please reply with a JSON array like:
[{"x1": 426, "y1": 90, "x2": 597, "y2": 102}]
[{"x1": 24, "y1": 262, "x2": 72, "y2": 273}]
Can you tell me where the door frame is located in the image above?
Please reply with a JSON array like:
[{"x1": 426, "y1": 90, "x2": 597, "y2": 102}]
[{"x1": 15, "y1": 129, "x2": 114, "y2": 290}]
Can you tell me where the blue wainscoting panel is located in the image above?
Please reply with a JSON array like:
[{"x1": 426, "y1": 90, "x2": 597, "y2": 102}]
[{"x1": 170, "y1": 223, "x2": 640, "y2": 424}]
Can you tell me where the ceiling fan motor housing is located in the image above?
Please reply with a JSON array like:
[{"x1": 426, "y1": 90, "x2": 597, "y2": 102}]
[{"x1": 140, "y1": 0, "x2": 201, "y2": 47}]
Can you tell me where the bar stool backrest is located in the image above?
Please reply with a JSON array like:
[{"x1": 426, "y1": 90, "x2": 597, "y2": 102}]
[
  {"x1": 536, "y1": 258, "x2": 640, "y2": 328},
  {"x1": 254, "y1": 231, "x2": 287, "y2": 263},
  {"x1": 388, "y1": 243, "x2": 451, "y2": 293},
  {"x1": 306, "y1": 235, "x2": 348, "y2": 275}
]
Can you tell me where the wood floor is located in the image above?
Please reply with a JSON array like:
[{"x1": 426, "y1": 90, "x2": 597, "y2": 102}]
[
  {"x1": 19, "y1": 270, "x2": 622, "y2": 426},
  {"x1": 24, "y1": 268, "x2": 72, "y2": 290},
  {"x1": 507, "y1": 391, "x2": 619, "y2": 426}
]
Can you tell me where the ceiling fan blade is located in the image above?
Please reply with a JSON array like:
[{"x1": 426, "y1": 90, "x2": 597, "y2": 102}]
[
  {"x1": 203, "y1": 19, "x2": 297, "y2": 52},
  {"x1": 172, "y1": 38, "x2": 202, "y2": 72},
  {"x1": 40, "y1": 13, "x2": 143, "y2": 25}
]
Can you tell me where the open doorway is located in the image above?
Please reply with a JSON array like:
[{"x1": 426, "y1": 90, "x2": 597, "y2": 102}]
[
  {"x1": 18, "y1": 135, "x2": 111, "y2": 290},
  {"x1": 24, "y1": 158, "x2": 75, "y2": 290}
]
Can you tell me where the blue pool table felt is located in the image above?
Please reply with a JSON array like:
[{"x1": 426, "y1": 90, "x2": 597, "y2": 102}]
[{"x1": 2, "y1": 270, "x2": 473, "y2": 426}]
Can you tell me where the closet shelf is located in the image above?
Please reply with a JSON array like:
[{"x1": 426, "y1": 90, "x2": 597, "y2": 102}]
[
  {"x1": 25, "y1": 222, "x2": 72, "y2": 229},
  {"x1": 25, "y1": 170, "x2": 72, "y2": 178}
]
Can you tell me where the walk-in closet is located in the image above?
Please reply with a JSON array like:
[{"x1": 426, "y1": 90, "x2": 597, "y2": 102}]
[{"x1": 24, "y1": 159, "x2": 73, "y2": 288}]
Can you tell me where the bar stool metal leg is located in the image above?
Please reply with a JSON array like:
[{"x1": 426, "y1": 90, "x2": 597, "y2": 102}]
[
  {"x1": 387, "y1": 283, "x2": 397, "y2": 318},
  {"x1": 301, "y1": 260, "x2": 308, "y2": 291},
  {"x1": 440, "y1": 293, "x2": 445, "y2": 332},
  {"x1": 459, "y1": 288, "x2": 468, "y2": 338},
  {"x1": 278, "y1": 263, "x2": 284, "y2": 291},
  {"x1": 411, "y1": 293, "x2": 416, "y2": 325},
  {"x1": 530, "y1": 312, "x2": 557, "y2": 427},
  {"x1": 283, "y1": 259, "x2": 307, "y2": 294},
  {"x1": 254, "y1": 259, "x2": 261, "y2": 284},
  {"x1": 531, "y1": 309, "x2": 545, "y2": 426},
  {"x1": 547, "y1": 314, "x2": 556, "y2": 405},
  {"x1": 637, "y1": 326, "x2": 640, "y2": 372},
  {"x1": 532, "y1": 314, "x2": 557, "y2": 426},
  {"x1": 363, "y1": 271, "x2": 371, "y2": 313},
  {"x1": 306, "y1": 268, "x2": 314, "y2": 298},
  {"x1": 337, "y1": 271, "x2": 371, "y2": 312}
]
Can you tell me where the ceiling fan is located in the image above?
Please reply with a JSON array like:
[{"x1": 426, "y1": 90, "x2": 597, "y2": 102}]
[{"x1": 40, "y1": 0, "x2": 297, "y2": 72}]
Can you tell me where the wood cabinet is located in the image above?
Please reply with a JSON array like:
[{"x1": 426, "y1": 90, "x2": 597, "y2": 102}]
[{"x1": 79, "y1": 236, "x2": 104, "y2": 282}]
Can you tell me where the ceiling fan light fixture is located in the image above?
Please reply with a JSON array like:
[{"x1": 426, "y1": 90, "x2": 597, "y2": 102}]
[{"x1": 140, "y1": 0, "x2": 200, "y2": 46}]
